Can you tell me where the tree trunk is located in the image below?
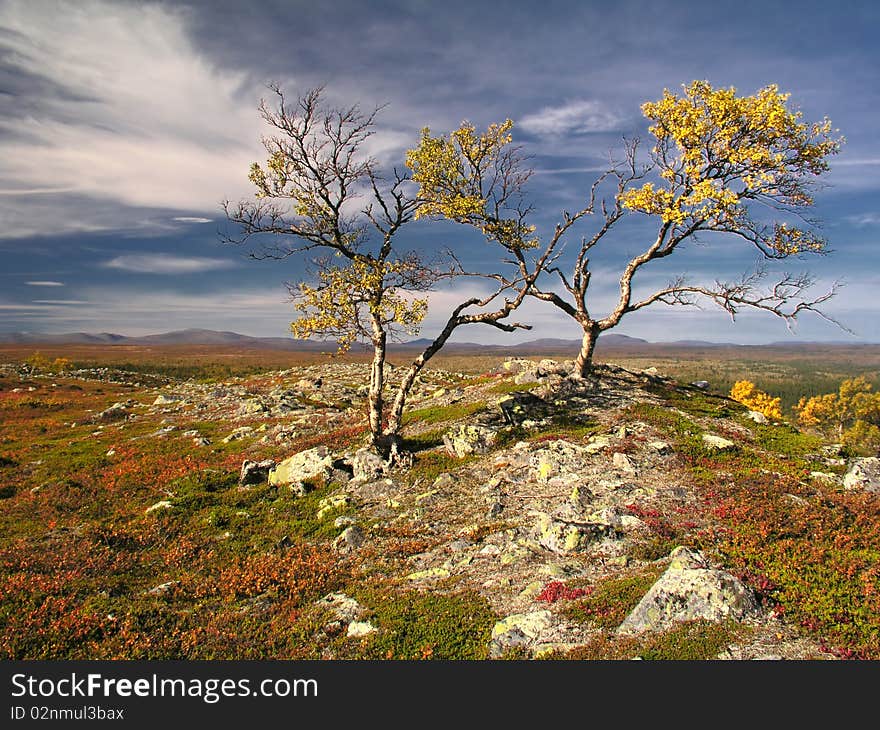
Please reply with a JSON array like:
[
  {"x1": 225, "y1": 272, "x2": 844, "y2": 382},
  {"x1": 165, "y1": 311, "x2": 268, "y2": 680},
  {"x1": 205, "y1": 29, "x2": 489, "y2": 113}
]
[
  {"x1": 573, "y1": 323, "x2": 600, "y2": 378},
  {"x1": 368, "y1": 328, "x2": 387, "y2": 447},
  {"x1": 383, "y1": 315, "x2": 460, "y2": 438}
]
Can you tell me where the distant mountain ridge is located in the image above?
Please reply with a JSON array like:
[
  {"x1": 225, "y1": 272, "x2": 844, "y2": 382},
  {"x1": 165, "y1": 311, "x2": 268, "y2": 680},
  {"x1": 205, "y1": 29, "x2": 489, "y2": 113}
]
[{"x1": 0, "y1": 328, "x2": 870, "y2": 351}]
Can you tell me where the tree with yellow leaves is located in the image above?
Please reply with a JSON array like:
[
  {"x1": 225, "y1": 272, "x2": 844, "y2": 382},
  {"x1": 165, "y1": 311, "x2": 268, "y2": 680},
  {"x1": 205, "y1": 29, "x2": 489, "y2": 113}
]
[
  {"x1": 409, "y1": 81, "x2": 844, "y2": 377},
  {"x1": 729, "y1": 380, "x2": 782, "y2": 420},
  {"x1": 796, "y1": 377, "x2": 880, "y2": 452},
  {"x1": 225, "y1": 87, "x2": 539, "y2": 452}
]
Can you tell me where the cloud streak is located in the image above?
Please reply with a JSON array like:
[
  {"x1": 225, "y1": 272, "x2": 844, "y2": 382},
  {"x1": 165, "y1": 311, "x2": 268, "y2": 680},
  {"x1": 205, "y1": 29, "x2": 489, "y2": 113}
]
[
  {"x1": 519, "y1": 100, "x2": 626, "y2": 137},
  {"x1": 101, "y1": 255, "x2": 239, "y2": 274}
]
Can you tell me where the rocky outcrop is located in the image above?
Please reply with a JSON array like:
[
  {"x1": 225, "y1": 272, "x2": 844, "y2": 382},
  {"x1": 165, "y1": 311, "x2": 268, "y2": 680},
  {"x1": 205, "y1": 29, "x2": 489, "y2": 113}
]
[
  {"x1": 617, "y1": 547, "x2": 759, "y2": 634},
  {"x1": 443, "y1": 424, "x2": 500, "y2": 458},
  {"x1": 268, "y1": 447, "x2": 335, "y2": 486},
  {"x1": 843, "y1": 457, "x2": 880, "y2": 493},
  {"x1": 239, "y1": 459, "x2": 276, "y2": 486}
]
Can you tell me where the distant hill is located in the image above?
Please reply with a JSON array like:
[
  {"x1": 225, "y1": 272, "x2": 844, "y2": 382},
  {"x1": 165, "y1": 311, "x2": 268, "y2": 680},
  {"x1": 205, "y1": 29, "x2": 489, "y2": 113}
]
[{"x1": 0, "y1": 328, "x2": 870, "y2": 352}]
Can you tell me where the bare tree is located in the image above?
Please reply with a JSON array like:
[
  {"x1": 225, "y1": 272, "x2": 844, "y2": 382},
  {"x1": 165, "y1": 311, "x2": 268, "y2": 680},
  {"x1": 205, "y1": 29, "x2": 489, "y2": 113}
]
[{"x1": 225, "y1": 87, "x2": 543, "y2": 454}]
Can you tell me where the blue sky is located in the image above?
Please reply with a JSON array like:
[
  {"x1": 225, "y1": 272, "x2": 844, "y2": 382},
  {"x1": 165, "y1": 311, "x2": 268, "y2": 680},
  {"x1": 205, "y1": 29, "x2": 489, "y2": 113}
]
[{"x1": 1, "y1": 0, "x2": 878, "y2": 344}]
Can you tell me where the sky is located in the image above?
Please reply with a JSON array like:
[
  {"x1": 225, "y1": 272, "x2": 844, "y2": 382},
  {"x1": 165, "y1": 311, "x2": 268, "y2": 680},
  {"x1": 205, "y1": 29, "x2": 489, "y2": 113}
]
[{"x1": 1, "y1": 0, "x2": 878, "y2": 344}]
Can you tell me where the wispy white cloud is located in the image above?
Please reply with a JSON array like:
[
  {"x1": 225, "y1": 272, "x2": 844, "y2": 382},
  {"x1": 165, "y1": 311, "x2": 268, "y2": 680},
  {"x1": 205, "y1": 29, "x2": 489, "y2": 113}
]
[
  {"x1": 519, "y1": 100, "x2": 625, "y2": 137},
  {"x1": 0, "y1": 0, "x2": 268, "y2": 234},
  {"x1": 26, "y1": 281, "x2": 64, "y2": 287},
  {"x1": 31, "y1": 300, "x2": 88, "y2": 305},
  {"x1": 172, "y1": 217, "x2": 213, "y2": 224},
  {"x1": 845, "y1": 213, "x2": 880, "y2": 227},
  {"x1": 101, "y1": 255, "x2": 239, "y2": 274}
]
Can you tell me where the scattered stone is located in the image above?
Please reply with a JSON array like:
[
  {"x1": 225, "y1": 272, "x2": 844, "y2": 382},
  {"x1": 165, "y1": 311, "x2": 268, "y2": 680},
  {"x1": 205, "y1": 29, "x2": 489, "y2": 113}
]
[
  {"x1": 153, "y1": 394, "x2": 181, "y2": 405},
  {"x1": 193, "y1": 437, "x2": 211, "y2": 446},
  {"x1": 618, "y1": 547, "x2": 759, "y2": 634},
  {"x1": 145, "y1": 500, "x2": 172, "y2": 514},
  {"x1": 222, "y1": 426, "x2": 255, "y2": 443},
  {"x1": 612, "y1": 452, "x2": 637, "y2": 474},
  {"x1": 334, "y1": 515, "x2": 356, "y2": 528},
  {"x1": 702, "y1": 434, "x2": 737, "y2": 452},
  {"x1": 443, "y1": 424, "x2": 500, "y2": 458},
  {"x1": 432, "y1": 473, "x2": 457, "y2": 490},
  {"x1": 747, "y1": 410, "x2": 768, "y2": 424},
  {"x1": 348, "y1": 447, "x2": 386, "y2": 482},
  {"x1": 238, "y1": 399, "x2": 267, "y2": 415},
  {"x1": 239, "y1": 459, "x2": 276, "y2": 486},
  {"x1": 269, "y1": 446, "x2": 335, "y2": 486},
  {"x1": 691, "y1": 381, "x2": 710, "y2": 390},
  {"x1": 810, "y1": 471, "x2": 840, "y2": 485},
  {"x1": 333, "y1": 525, "x2": 365, "y2": 552},
  {"x1": 316, "y1": 592, "x2": 365, "y2": 624},
  {"x1": 144, "y1": 580, "x2": 179, "y2": 597},
  {"x1": 843, "y1": 457, "x2": 880, "y2": 493},
  {"x1": 347, "y1": 621, "x2": 377, "y2": 638},
  {"x1": 649, "y1": 440, "x2": 672, "y2": 455},
  {"x1": 94, "y1": 401, "x2": 133, "y2": 422}
]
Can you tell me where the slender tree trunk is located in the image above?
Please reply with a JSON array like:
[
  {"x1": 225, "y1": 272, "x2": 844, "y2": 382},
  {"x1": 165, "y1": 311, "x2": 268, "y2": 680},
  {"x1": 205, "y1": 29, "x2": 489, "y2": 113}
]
[
  {"x1": 383, "y1": 315, "x2": 461, "y2": 438},
  {"x1": 368, "y1": 327, "x2": 387, "y2": 447},
  {"x1": 573, "y1": 323, "x2": 600, "y2": 378}
]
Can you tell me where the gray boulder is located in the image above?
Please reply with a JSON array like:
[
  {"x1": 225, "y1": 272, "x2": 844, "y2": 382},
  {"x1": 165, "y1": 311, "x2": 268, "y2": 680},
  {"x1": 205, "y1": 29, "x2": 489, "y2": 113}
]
[
  {"x1": 843, "y1": 457, "x2": 880, "y2": 493},
  {"x1": 443, "y1": 424, "x2": 499, "y2": 458},
  {"x1": 268, "y1": 446, "x2": 334, "y2": 486},
  {"x1": 533, "y1": 511, "x2": 618, "y2": 553},
  {"x1": 618, "y1": 547, "x2": 759, "y2": 634},
  {"x1": 239, "y1": 459, "x2": 276, "y2": 486},
  {"x1": 348, "y1": 447, "x2": 387, "y2": 482}
]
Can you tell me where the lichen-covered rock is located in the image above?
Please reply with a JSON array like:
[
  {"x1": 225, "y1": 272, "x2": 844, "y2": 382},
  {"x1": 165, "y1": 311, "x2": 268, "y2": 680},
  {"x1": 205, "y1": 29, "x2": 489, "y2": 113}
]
[
  {"x1": 316, "y1": 592, "x2": 365, "y2": 624},
  {"x1": 333, "y1": 525, "x2": 365, "y2": 552},
  {"x1": 268, "y1": 446, "x2": 334, "y2": 485},
  {"x1": 843, "y1": 457, "x2": 880, "y2": 493},
  {"x1": 532, "y1": 511, "x2": 617, "y2": 553},
  {"x1": 347, "y1": 447, "x2": 386, "y2": 482},
  {"x1": 317, "y1": 493, "x2": 352, "y2": 520},
  {"x1": 443, "y1": 424, "x2": 499, "y2": 458},
  {"x1": 617, "y1": 547, "x2": 758, "y2": 634},
  {"x1": 531, "y1": 440, "x2": 588, "y2": 482},
  {"x1": 222, "y1": 426, "x2": 254, "y2": 443},
  {"x1": 489, "y1": 610, "x2": 554, "y2": 657},
  {"x1": 702, "y1": 434, "x2": 737, "y2": 451},
  {"x1": 239, "y1": 458, "x2": 276, "y2": 486},
  {"x1": 747, "y1": 410, "x2": 768, "y2": 424}
]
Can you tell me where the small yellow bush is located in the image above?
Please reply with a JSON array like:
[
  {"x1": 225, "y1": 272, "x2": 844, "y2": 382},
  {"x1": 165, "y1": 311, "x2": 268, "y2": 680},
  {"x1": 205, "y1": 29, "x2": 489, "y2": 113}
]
[{"x1": 729, "y1": 380, "x2": 782, "y2": 420}]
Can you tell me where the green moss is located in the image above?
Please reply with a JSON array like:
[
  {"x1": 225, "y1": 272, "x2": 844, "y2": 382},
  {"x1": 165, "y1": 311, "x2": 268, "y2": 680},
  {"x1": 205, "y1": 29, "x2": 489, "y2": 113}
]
[
  {"x1": 403, "y1": 401, "x2": 485, "y2": 426},
  {"x1": 560, "y1": 620, "x2": 747, "y2": 660},
  {"x1": 343, "y1": 586, "x2": 498, "y2": 659},
  {"x1": 565, "y1": 565, "x2": 664, "y2": 629}
]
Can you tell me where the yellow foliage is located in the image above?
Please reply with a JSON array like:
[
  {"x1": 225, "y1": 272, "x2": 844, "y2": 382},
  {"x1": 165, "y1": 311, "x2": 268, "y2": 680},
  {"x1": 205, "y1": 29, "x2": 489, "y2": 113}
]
[
  {"x1": 729, "y1": 380, "x2": 782, "y2": 420},
  {"x1": 405, "y1": 120, "x2": 538, "y2": 250},
  {"x1": 290, "y1": 258, "x2": 428, "y2": 354},
  {"x1": 621, "y1": 80, "x2": 840, "y2": 251},
  {"x1": 795, "y1": 377, "x2": 880, "y2": 438}
]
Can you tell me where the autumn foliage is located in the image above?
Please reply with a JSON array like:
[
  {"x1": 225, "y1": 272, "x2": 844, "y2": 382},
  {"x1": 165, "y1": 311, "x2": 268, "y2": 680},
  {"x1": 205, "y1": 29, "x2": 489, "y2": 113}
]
[{"x1": 729, "y1": 380, "x2": 782, "y2": 420}]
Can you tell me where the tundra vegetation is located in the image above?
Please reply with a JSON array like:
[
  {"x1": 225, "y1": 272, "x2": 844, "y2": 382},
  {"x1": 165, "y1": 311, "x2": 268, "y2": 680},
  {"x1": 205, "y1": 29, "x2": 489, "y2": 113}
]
[{"x1": 1, "y1": 344, "x2": 879, "y2": 660}]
